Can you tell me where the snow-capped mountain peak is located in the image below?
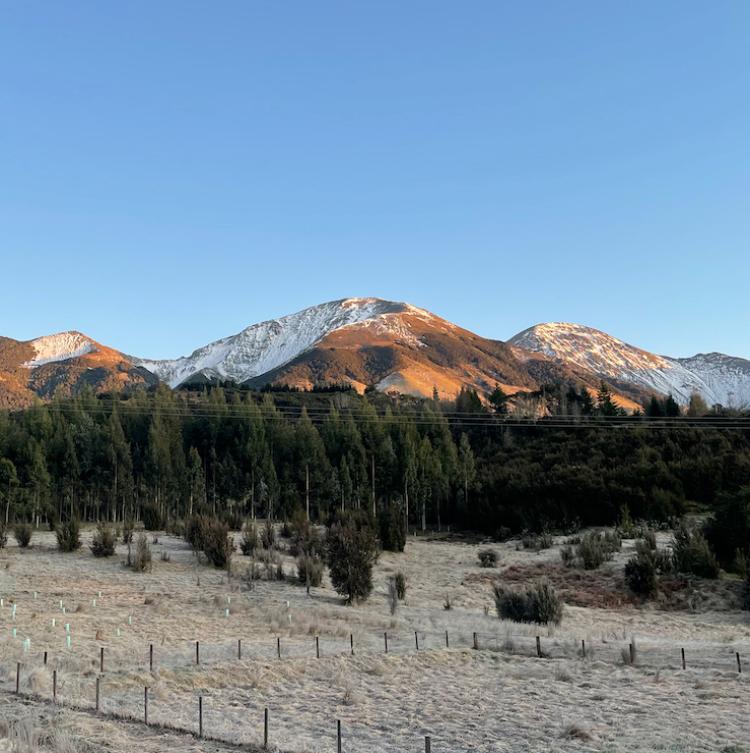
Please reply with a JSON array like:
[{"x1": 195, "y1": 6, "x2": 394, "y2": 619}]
[
  {"x1": 136, "y1": 298, "x2": 423, "y2": 387},
  {"x1": 22, "y1": 331, "x2": 96, "y2": 368},
  {"x1": 509, "y1": 322, "x2": 750, "y2": 407}
]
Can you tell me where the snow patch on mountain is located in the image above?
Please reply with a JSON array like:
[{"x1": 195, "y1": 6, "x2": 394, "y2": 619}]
[
  {"x1": 510, "y1": 322, "x2": 750, "y2": 407},
  {"x1": 23, "y1": 332, "x2": 96, "y2": 368},
  {"x1": 136, "y1": 298, "x2": 424, "y2": 387}
]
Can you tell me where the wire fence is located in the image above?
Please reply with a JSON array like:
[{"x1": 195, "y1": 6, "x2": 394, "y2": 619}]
[{"x1": 1, "y1": 625, "x2": 748, "y2": 751}]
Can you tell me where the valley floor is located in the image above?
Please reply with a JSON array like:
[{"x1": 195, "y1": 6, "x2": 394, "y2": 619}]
[{"x1": 0, "y1": 529, "x2": 748, "y2": 752}]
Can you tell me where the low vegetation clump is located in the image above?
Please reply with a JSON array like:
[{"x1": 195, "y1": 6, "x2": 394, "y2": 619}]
[
  {"x1": 576, "y1": 530, "x2": 621, "y2": 570},
  {"x1": 121, "y1": 517, "x2": 134, "y2": 545},
  {"x1": 142, "y1": 503, "x2": 164, "y2": 531},
  {"x1": 326, "y1": 510, "x2": 379, "y2": 603},
  {"x1": 625, "y1": 539, "x2": 674, "y2": 596},
  {"x1": 0, "y1": 522, "x2": 6, "y2": 549},
  {"x1": 560, "y1": 545, "x2": 575, "y2": 567},
  {"x1": 13, "y1": 523, "x2": 32, "y2": 548},
  {"x1": 521, "y1": 531, "x2": 554, "y2": 550},
  {"x1": 394, "y1": 571, "x2": 407, "y2": 600},
  {"x1": 56, "y1": 519, "x2": 81, "y2": 552},
  {"x1": 478, "y1": 548, "x2": 498, "y2": 568},
  {"x1": 201, "y1": 517, "x2": 234, "y2": 569},
  {"x1": 185, "y1": 514, "x2": 207, "y2": 552},
  {"x1": 671, "y1": 523, "x2": 719, "y2": 578},
  {"x1": 130, "y1": 533, "x2": 152, "y2": 572},
  {"x1": 705, "y1": 486, "x2": 750, "y2": 570},
  {"x1": 296, "y1": 553, "x2": 324, "y2": 587},
  {"x1": 289, "y1": 510, "x2": 321, "y2": 557},
  {"x1": 240, "y1": 520, "x2": 259, "y2": 556},
  {"x1": 261, "y1": 519, "x2": 276, "y2": 550},
  {"x1": 493, "y1": 580, "x2": 563, "y2": 625},
  {"x1": 90, "y1": 523, "x2": 116, "y2": 557}
]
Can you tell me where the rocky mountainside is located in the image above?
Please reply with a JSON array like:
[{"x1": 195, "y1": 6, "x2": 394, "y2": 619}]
[
  {"x1": 3, "y1": 301, "x2": 747, "y2": 410},
  {"x1": 0, "y1": 332, "x2": 157, "y2": 408},
  {"x1": 509, "y1": 322, "x2": 750, "y2": 407},
  {"x1": 136, "y1": 298, "x2": 547, "y2": 400}
]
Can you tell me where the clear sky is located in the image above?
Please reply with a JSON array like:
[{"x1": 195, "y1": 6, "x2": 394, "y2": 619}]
[{"x1": 1, "y1": 2, "x2": 748, "y2": 360}]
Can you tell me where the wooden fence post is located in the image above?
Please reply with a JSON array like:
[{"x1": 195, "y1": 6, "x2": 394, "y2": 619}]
[
  {"x1": 350, "y1": 634, "x2": 354, "y2": 655},
  {"x1": 238, "y1": 639, "x2": 242, "y2": 660},
  {"x1": 337, "y1": 719, "x2": 342, "y2": 753},
  {"x1": 43, "y1": 651, "x2": 48, "y2": 666},
  {"x1": 264, "y1": 707, "x2": 269, "y2": 748},
  {"x1": 629, "y1": 643, "x2": 635, "y2": 665},
  {"x1": 681, "y1": 647, "x2": 686, "y2": 670},
  {"x1": 316, "y1": 636, "x2": 320, "y2": 659},
  {"x1": 53, "y1": 669, "x2": 57, "y2": 702},
  {"x1": 195, "y1": 641, "x2": 200, "y2": 665},
  {"x1": 144, "y1": 687, "x2": 148, "y2": 726},
  {"x1": 425, "y1": 735, "x2": 432, "y2": 753},
  {"x1": 96, "y1": 677, "x2": 100, "y2": 712},
  {"x1": 415, "y1": 631, "x2": 419, "y2": 651},
  {"x1": 473, "y1": 632, "x2": 478, "y2": 650},
  {"x1": 384, "y1": 632, "x2": 388, "y2": 654},
  {"x1": 581, "y1": 639, "x2": 586, "y2": 658},
  {"x1": 198, "y1": 695, "x2": 203, "y2": 738},
  {"x1": 100, "y1": 646, "x2": 104, "y2": 673},
  {"x1": 536, "y1": 636, "x2": 542, "y2": 658},
  {"x1": 149, "y1": 644, "x2": 153, "y2": 672},
  {"x1": 737, "y1": 652, "x2": 742, "y2": 674},
  {"x1": 445, "y1": 630, "x2": 449, "y2": 648},
  {"x1": 277, "y1": 637, "x2": 281, "y2": 659},
  {"x1": 15, "y1": 662, "x2": 20, "y2": 694}
]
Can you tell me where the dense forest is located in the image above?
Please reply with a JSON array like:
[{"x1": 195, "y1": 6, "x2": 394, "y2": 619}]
[{"x1": 0, "y1": 382, "x2": 748, "y2": 535}]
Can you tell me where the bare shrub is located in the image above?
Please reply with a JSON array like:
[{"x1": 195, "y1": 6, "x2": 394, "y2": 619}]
[
  {"x1": 576, "y1": 531, "x2": 619, "y2": 570},
  {"x1": 240, "y1": 520, "x2": 259, "y2": 556},
  {"x1": 130, "y1": 533, "x2": 152, "y2": 573},
  {"x1": 121, "y1": 517, "x2": 134, "y2": 545},
  {"x1": 394, "y1": 571, "x2": 406, "y2": 600},
  {"x1": 261, "y1": 519, "x2": 276, "y2": 549},
  {"x1": 672, "y1": 522, "x2": 720, "y2": 578}
]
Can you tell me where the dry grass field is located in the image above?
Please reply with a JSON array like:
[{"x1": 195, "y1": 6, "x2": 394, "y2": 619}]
[{"x1": 0, "y1": 527, "x2": 749, "y2": 752}]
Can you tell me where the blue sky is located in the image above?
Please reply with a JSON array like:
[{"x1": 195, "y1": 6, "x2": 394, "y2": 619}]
[{"x1": 1, "y1": 1, "x2": 748, "y2": 359}]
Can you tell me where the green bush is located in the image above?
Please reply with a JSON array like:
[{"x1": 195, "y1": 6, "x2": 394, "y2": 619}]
[
  {"x1": 576, "y1": 531, "x2": 620, "y2": 570},
  {"x1": 142, "y1": 504, "x2": 164, "y2": 531},
  {"x1": 478, "y1": 548, "x2": 498, "y2": 568},
  {"x1": 624, "y1": 552, "x2": 657, "y2": 596},
  {"x1": 202, "y1": 518, "x2": 234, "y2": 569},
  {"x1": 394, "y1": 571, "x2": 406, "y2": 600},
  {"x1": 296, "y1": 554, "x2": 324, "y2": 587},
  {"x1": 185, "y1": 515, "x2": 207, "y2": 551},
  {"x1": 493, "y1": 580, "x2": 563, "y2": 625},
  {"x1": 56, "y1": 519, "x2": 81, "y2": 552},
  {"x1": 289, "y1": 509, "x2": 321, "y2": 557},
  {"x1": 326, "y1": 510, "x2": 379, "y2": 603},
  {"x1": 13, "y1": 523, "x2": 32, "y2": 548},
  {"x1": 379, "y1": 504, "x2": 406, "y2": 552},
  {"x1": 90, "y1": 523, "x2": 116, "y2": 557},
  {"x1": 671, "y1": 523, "x2": 719, "y2": 578}
]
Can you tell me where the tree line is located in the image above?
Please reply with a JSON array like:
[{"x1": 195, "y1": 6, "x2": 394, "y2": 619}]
[{"x1": 0, "y1": 383, "x2": 748, "y2": 534}]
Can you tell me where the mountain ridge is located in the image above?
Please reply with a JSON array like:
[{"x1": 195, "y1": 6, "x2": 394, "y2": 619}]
[{"x1": 2, "y1": 300, "x2": 747, "y2": 409}]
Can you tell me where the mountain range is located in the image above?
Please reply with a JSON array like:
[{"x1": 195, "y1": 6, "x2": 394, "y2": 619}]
[{"x1": 2, "y1": 297, "x2": 748, "y2": 410}]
